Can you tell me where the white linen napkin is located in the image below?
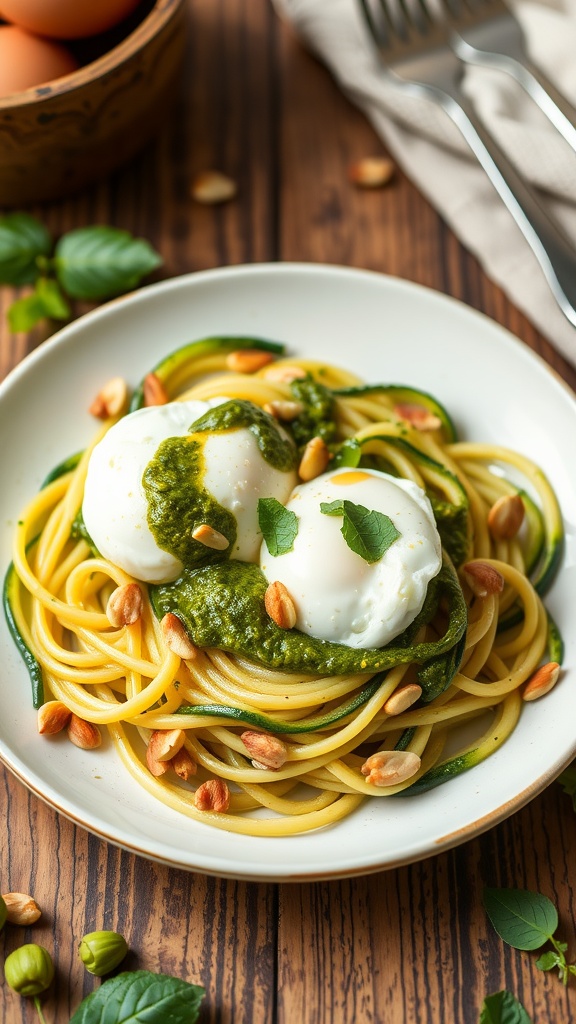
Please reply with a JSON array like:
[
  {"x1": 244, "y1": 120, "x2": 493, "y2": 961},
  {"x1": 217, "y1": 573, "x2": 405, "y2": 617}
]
[{"x1": 272, "y1": 0, "x2": 576, "y2": 366}]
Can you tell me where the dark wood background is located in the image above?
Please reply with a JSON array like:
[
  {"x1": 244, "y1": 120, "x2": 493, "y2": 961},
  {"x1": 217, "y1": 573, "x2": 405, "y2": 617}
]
[{"x1": 1, "y1": 2, "x2": 576, "y2": 1021}]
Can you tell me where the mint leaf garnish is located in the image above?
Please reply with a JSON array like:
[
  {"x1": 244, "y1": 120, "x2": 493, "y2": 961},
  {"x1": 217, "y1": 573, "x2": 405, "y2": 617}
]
[
  {"x1": 320, "y1": 499, "x2": 400, "y2": 564},
  {"x1": 258, "y1": 497, "x2": 298, "y2": 555}
]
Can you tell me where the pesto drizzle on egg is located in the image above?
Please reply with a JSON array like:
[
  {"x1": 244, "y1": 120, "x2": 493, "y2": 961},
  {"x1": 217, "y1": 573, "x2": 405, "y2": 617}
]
[
  {"x1": 142, "y1": 400, "x2": 297, "y2": 568},
  {"x1": 190, "y1": 399, "x2": 297, "y2": 472},
  {"x1": 143, "y1": 434, "x2": 236, "y2": 568}
]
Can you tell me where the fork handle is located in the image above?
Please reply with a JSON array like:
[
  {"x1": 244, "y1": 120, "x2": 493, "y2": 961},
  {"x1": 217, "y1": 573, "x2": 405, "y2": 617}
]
[
  {"x1": 453, "y1": 35, "x2": 576, "y2": 153},
  {"x1": 442, "y1": 90, "x2": 576, "y2": 327}
]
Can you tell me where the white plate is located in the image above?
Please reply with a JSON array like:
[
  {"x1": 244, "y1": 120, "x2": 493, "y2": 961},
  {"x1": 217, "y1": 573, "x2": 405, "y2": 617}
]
[{"x1": 1, "y1": 263, "x2": 575, "y2": 882}]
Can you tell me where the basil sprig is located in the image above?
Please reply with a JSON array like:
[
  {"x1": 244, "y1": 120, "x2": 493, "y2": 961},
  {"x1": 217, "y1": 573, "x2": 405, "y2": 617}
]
[
  {"x1": 69, "y1": 970, "x2": 204, "y2": 1023},
  {"x1": 483, "y1": 887, "x2": 576, "y2": 985},
  {"x1": 320, "y1": 498, "x2": 400, "y2": 564},
  {"x1": 0, "y1": 213, "x2": 162, "y2": 333},
  {"x1": 258, "y1": 497, "x2": 299, "y2": 556}
]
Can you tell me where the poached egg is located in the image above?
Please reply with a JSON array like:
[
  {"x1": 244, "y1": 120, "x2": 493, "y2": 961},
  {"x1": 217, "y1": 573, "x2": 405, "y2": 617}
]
[
  {"x1": 260, "y1": 468, "x2": 442, "y2": 649},
  {"x1": 82, "y1": 399, "x2": 298, "y2": 583}
]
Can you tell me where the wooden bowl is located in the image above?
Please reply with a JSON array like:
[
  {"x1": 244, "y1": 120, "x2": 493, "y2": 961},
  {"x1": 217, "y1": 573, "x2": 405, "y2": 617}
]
[{"x1": 0, "y1": 0, "x2": 187, "y2": 206}]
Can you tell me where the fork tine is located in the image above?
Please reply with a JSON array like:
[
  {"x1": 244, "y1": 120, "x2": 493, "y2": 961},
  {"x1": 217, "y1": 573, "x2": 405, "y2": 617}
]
[
  {"x1": 398, "y1": 0, "x2": 425, "y2": 37},
  {"x1": 358, "y1": 0, "x2": 385, "y2": 45}
]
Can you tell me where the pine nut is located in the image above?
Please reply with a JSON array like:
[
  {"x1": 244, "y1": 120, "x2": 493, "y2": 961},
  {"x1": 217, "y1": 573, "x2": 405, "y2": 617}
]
[
  {"x1": 523, "y1": 662, "x2": 561, "y2": 702},
  {"x1": 264, "y1": 581, "x2": 297, "y2": 629},
  {"x1": 161, "y1": 613, "x2": 198, "y2": 660},
  {"x1": 298, "y1": 436, "x2": 330, "y2": 481},
  {"x1": 106, "y1": 583, "x2": 143, "y2": 627},
  {"x1": 488, "y1": 494, "x2": 525, "y2": 540},
  {"x1": 192, "y1": 524, "x2": 229, "y2": 550},
  {"x1": 194, "y1": 779, "x2": 230, "y2": 812},
  {"x1": 383, "y1": 684, "x2": 422, "y2": 716},
  {"x1": 462, "y1": 561, "x2": 504, "y2": 597},
  {"x1": 225, "y1": 349, "x2": 275, "y2": 374},
  {"x1": 241, "y1": 730, "x2": 288, "y2": 770},
  {"x1": 361, "y1": 750, "x2": 421, "y2": 787},
  {"x1": 143, "y1": 372, "x2": 169, "y2": 406}
]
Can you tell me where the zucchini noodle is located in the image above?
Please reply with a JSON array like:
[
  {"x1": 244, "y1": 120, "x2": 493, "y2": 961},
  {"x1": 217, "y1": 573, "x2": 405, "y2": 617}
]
[{"x1": 7, "y1": 338, "x2": 563, "y2": 837}]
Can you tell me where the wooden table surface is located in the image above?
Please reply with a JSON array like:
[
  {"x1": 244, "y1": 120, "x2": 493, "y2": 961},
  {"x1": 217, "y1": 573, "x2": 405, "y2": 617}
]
[{"x1": 1, "y1": 2, "x2": 576, "y2": 1022}]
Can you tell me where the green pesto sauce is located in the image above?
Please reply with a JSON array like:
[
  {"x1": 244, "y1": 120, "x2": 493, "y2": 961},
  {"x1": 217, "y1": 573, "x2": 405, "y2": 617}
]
[
  {"x1": 289, "y1": 376, "x2": 337, "y2": 447},
  {"x1": 142, "y1": 400, "x2": 296, "y2": 568},
  {"x1": 190, "y1": 399, "x2": 297, "y2": 472},
  {"x1": 143, "y1": 434, "x2": 236, "y2": 568},
  {"x1": 150, "y1": 558, "x2": 467, "y2": 686}
]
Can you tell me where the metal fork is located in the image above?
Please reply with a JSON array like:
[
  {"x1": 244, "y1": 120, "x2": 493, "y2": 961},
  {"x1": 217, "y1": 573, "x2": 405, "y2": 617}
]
[
  {"x1": 443, "y1": 0, "x2": 576, "y2": 152},
  {"x1": 359, "y1": 0, "x2": 576, "y2": 328}
]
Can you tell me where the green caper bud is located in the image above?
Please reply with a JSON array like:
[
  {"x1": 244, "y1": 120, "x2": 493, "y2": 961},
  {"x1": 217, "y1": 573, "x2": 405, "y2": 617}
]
[
  {"x1": 4, "y1": 944, "x2": 55, "y2": 997},
  {"x1": 78, "y1": 930, "x2": 128, "y2": 976},
  {"x1": 0, "y1": 895, "x2": 6, "y2": 931}
]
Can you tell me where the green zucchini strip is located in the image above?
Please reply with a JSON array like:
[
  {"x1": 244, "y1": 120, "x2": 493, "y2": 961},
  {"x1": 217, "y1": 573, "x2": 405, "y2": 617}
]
[
  {"x1": 5, "y1": 455, "x2": 86, "y2": 710},
  {"x1": 40, "y1": 451, "x2": 83, "y2": 489},
  {"x1": 130, "y1": 336, "x2": 286, "y2": 411},
  {"x1": 398, "y1": 691, "x2": 521, "y2": 796},
  {"x1": 176, "y1": 674, "x2": 386, "y2": 734},
  {"x1": 546, "y1": 611, "x2": 564, "y2": 665},
  {"x1": 3, "y1": 559, "x2": 43, "y2": 709}
]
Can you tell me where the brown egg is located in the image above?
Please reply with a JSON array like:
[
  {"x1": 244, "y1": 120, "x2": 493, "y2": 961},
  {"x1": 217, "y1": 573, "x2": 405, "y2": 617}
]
[
  {"x1": 0, "y1": 25, "x2": 78, "y2": 98},
  {"x1": 0, "y1": 0, "x2": 142, "y2": 39}
]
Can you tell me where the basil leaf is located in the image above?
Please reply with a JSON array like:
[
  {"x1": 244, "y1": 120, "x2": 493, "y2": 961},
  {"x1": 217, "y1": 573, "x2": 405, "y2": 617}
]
[
  {"x1": 535, "y1": 950, "x2": 562, "y2": 972},
  {"x1": 483, "y1": 888, "x2": 558, "y2": 950},
  {"x1": 320, "y1": 499, "x2": 401, "y2": 564},
  {"x1": 0, "y1": 213, "x2": 52, "y2": 285},
  {"x1": 8, "y1": 278, "x2": 71, "y2": 332},
  {"x1": 35, "y1": 277, "x2": 71, "y2": 319},
  {"x1": 8, "y1": 292, "x2": 49, "y2": 333},
  {"x1": 69, "y1": 970, "x2": 204, "y2": 1023},
  {"x1": 479, "y1": 990, "x2": 533, "y2": 1024},
  {"x1": 54, "y1": 226, "x2": 162, "y2": 300},
  {"x1": 258, "y1": 496, "x2": 298, "y2": 555}
]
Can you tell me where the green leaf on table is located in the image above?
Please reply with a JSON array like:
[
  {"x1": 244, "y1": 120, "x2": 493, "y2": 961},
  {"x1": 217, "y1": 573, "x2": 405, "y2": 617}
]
[
  {"x1": 8, "y1": 278, "x2": 71, "y2": 332},
  {"x1": 69, "y1": 970, "x2": 204, "y2": 1023},
  {"x1": 483, "y1": 888, "x2": 558, "y2": 950},
  {"x1": 479, "y1": 990, "x2": 533, "y2": 1024},
  {"x1": 54, "y1": 226, "x2": 162, "y2": 300},
  {"x1": 320, "y1": 498, "x2": 400, "y2": 564},
  {"x1": 35, "y1": 277, "x2": 71, "y2": 319},
  {"x1": 0, "y1": 213, "x2": 52, "y2": 285},
  {"x1": 558, "y1": 761, "x2": 576, "y2": 811},
  {"x1": 258, "y1": 497, "x2": 298, "y2": 556},
  {"x1": 536, "y1": 949, "x2": 563, "y2": 972}
]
